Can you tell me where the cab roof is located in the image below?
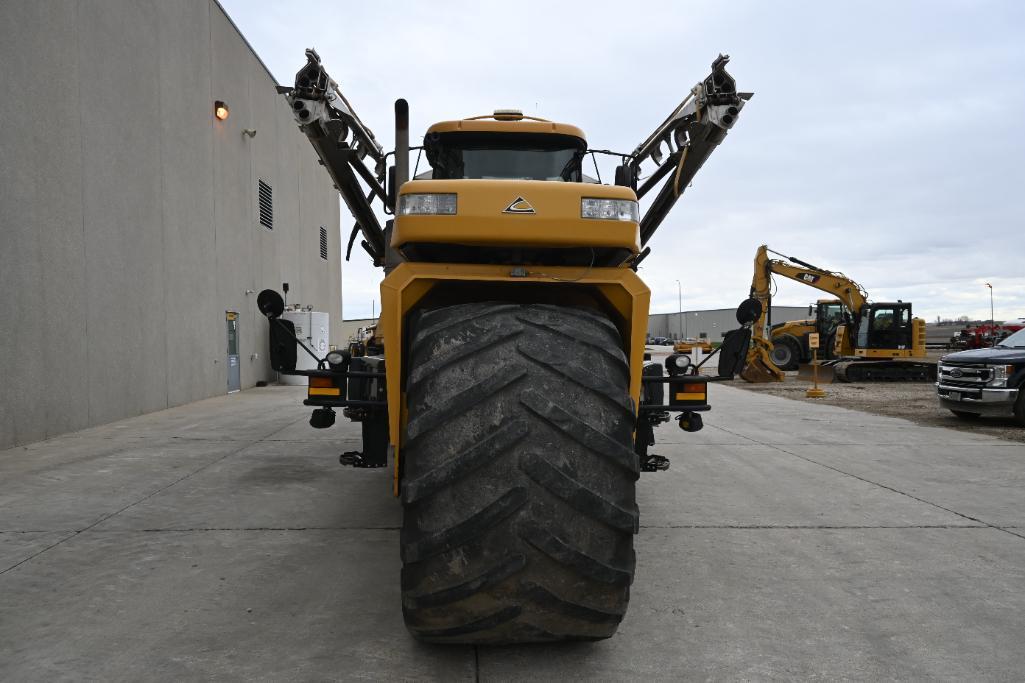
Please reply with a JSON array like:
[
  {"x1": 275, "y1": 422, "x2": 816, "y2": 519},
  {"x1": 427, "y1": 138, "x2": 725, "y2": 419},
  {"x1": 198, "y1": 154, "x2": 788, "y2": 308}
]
[{"x1": 426, "y1": 111, "x2": 586, "y2": 143}]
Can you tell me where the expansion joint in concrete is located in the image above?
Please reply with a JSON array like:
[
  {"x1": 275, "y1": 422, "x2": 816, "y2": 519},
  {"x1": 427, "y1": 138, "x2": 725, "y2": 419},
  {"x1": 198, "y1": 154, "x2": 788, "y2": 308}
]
[
  {"x1": 638, "y1": 524, "x2": 990, "y2": 530},
  {"x1": 713, "y1": 424, "x2": 1025, "y2": 542},
  {"x1": 0, "y1": 416, "x2": 307, "y2": 577}
]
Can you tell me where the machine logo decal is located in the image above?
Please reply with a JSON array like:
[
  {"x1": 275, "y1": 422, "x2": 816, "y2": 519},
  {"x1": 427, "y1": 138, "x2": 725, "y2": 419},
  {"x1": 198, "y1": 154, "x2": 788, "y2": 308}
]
[
  {"x1": 797, "y1": 273, "x2": 820, "y2": 284},
  {"x1": 502, "y1": 197, "x2": 535, "y2": 214}
]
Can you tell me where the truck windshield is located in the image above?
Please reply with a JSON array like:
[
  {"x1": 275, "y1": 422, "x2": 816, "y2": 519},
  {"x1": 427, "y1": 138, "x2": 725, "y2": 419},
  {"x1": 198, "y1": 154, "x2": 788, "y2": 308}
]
[
  {"x1": 996, "y1": 328, "x2": 1025, "y2": 348},
  {"x1": 427, "y1": 132, "x2": 585, "y2": 182}
]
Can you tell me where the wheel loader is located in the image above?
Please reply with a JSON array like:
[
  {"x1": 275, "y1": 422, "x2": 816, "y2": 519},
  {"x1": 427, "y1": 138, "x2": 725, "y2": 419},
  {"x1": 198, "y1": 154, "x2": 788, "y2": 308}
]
[
  {"x1": 767, "y1": 299, "x2": 845, "y2": 370},
  {"x1": 258, "y1": 49, "x2": 750, "y2": 644}
]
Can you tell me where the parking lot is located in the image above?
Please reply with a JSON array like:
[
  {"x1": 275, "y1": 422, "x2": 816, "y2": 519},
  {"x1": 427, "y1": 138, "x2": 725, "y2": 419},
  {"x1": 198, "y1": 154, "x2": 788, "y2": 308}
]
[{"x1": 3, "y1": 384, "x2": 1024, "y2": 680}]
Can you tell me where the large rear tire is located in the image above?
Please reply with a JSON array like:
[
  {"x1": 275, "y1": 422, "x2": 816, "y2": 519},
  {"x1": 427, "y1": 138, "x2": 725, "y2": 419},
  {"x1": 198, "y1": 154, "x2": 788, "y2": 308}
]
[
  {"x1": 400, "y1": 302, "x2": 639, "y2": 644},
  {"x1": 770, "y1": 336, "x2": 801, "y2": 371}
]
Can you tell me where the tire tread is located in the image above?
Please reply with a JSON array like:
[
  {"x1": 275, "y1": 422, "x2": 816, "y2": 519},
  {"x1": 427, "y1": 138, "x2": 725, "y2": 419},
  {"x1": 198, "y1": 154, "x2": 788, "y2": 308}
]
[{"x1": 401, "y1": 302, "x2": 636, "y2": 643}]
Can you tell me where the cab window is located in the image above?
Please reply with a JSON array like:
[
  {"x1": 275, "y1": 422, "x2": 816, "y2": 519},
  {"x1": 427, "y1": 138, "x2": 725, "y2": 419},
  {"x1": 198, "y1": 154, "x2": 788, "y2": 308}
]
[{"x1": 426, "y1": 132, "x2": 585, "y2": 182}]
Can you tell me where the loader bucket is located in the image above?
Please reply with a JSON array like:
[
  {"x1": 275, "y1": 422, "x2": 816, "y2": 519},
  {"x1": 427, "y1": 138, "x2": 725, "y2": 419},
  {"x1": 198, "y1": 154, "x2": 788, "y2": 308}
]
[
  {"x1": 797, "y1": 362, "x2": 835, "y2": 384},
  {"x1": 740, "y1": 352, "x2": 785, "y2": 383}
]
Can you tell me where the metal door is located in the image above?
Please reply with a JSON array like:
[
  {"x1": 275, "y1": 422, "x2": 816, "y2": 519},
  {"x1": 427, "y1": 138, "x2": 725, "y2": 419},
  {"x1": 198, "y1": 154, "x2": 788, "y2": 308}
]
[{"x1": 226, "y1": 311, "x2": 241, "y2": 393}]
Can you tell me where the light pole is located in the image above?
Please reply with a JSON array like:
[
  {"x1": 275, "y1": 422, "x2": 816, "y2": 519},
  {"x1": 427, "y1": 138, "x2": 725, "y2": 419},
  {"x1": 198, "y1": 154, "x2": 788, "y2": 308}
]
[
  {"x1": 675, "y1": 280, "x2": 682, "y2": 341},
  {"x1": 986, "y1": 282, "x2": 994, "y2": 345}
]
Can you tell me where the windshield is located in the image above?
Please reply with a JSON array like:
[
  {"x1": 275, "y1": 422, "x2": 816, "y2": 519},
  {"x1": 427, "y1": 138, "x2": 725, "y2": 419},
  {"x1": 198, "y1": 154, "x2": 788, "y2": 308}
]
[
  {"x1": 427, "y1": 132, "x2": 585, "y2": 181},
  {"x1": 996, "y1": 328, "x2": 1025, "y2": 348},
  {"x1": 823, "y1": 304, "x2": 844, "y2": 319}
]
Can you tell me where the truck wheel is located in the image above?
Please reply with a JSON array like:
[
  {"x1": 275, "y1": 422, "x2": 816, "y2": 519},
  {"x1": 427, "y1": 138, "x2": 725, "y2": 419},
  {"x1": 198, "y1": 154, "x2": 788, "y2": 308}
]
[
  {"x1": 770, "y1": 336, "x2": 800, "y2": 371},
  {"x1": 400, "y1": 302, "x2": 639, "y2": 644}
]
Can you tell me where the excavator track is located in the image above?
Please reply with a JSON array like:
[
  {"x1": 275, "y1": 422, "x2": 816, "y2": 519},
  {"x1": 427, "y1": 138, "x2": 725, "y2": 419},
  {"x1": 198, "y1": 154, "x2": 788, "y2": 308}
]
[{"x1": 831, "y1": 359, "x2": 937, "y2": 382}]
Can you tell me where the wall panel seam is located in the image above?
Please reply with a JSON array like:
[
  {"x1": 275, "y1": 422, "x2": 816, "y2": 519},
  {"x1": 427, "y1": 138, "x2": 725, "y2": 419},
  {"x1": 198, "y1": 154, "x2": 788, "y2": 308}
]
[{"x1": 74, "y1": 0, "x2": 91, "y2": 429}]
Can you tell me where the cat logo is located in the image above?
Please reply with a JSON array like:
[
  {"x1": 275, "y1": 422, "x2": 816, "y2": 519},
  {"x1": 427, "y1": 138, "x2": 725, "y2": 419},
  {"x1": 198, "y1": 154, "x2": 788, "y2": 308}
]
[
  {"x1": 797, "y1": 273, "x2": 820, "y2": 284},
  {"x1": 502, "y1": 196, "x2": 535, "y2": 214}
]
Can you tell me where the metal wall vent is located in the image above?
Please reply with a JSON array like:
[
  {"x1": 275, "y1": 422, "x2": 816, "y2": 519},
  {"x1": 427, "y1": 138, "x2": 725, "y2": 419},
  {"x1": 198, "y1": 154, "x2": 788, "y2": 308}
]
[
  {"x1": 319, "y1": 226, "x2": 328, "y2": 260},
  {"x1": 258, "y1": 179, "x2": 273, "y2": 229}
]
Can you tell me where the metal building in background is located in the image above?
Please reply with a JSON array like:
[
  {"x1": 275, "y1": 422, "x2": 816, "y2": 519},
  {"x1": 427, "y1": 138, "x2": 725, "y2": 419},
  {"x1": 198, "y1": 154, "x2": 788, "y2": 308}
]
[
  {"x1": 0, "y1": 0, "x2": 341, "y2": 449},
  {"x1": 649, "y1": 306, "x2": 810, "y2": 342}
]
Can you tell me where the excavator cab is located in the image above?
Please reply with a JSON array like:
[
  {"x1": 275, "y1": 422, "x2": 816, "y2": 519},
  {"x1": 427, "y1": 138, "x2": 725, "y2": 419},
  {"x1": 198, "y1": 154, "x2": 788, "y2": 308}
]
[{"x1": 857, "y1": 302, "x2": 914, "y2": 352}]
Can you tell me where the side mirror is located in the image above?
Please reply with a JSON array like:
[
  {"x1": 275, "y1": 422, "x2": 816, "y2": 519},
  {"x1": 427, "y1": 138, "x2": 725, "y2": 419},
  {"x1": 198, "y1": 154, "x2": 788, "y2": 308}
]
[
  {"x1": 614, "y1": 164, "x2": 635, "y2": 189},
  {"x1": 808, "y1": 305, "x2": 814, "y2": 317},
  {"x1": 735, "y1": 298, "x2": 762, "y2": 326},
  {"x1": 717, "y1": 327, "x2": 752, "y2": 378},
  {"x1": 257, "y1": 289, "x2": 285, "y2": 319},
  {"x1": 268, "y1": 317, "x2": 298, "y2": 372}
]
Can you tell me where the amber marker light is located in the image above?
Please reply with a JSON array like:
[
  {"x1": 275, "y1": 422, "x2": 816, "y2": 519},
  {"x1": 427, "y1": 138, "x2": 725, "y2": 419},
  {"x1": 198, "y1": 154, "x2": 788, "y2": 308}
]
[{"x1": 214, "y1": 100, "x2": 229, "y2": 121}]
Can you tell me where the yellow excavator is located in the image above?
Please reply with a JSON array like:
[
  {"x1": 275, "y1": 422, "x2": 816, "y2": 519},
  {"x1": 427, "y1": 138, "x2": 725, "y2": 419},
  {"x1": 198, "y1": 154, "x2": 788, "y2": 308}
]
[
  {"x1": 256, "y1": 50, "x2": 751, "y2": 643},
  {"x1": 741, "y1": 245, "x2": 934, "y2": 382}
]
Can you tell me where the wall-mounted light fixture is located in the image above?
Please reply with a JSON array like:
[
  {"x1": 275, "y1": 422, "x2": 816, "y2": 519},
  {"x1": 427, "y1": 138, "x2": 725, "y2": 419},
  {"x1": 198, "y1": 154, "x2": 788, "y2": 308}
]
[{"x1": 214, "y1": 100, "x2": 230, "y2": 121}]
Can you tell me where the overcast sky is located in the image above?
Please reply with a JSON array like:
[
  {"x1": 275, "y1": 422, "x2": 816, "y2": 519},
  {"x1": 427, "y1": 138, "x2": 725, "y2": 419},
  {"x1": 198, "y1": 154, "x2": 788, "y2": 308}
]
[{"x1": 221, "y1": 0, "x2": 1025, "y2": 323}]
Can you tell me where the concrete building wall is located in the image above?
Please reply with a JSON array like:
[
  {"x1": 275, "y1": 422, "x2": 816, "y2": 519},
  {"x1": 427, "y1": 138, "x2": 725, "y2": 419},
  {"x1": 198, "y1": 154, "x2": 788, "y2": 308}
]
[
  {"x1": 649, "y1": 306, "x2": 810, "y2": 342},
  {"x1": 0, "y1": 0, "x2": 341, "y2": 449}
]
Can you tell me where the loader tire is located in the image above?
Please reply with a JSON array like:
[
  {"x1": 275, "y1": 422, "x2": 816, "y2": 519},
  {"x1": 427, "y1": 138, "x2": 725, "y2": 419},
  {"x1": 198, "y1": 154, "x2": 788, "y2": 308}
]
[
  {"x1": 770, "y1": 336, "x2": 801, "y2": 371},
  {"x1": 400, "y1": 302, "x2": 639, "y2": 644}
]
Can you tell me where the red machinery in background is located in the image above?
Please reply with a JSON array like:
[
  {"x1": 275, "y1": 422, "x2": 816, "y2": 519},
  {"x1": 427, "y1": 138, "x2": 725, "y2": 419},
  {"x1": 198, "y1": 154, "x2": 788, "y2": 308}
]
[{"x1": 950, "y1": 321, "x2": 1025, "y2": 350}]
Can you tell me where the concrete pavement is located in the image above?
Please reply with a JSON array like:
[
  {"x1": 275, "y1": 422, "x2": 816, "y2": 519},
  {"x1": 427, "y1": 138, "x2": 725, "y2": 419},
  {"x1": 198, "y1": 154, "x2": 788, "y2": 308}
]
[{"x1": 2, "y1": 385, "x2": 1024, "y2": 680}]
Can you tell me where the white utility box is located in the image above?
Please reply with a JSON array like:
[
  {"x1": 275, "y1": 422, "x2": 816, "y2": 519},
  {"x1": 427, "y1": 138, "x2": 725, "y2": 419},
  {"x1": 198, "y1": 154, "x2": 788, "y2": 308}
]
[{"x1": 279, "y1": 309, "x2": 330, "y2": 385}]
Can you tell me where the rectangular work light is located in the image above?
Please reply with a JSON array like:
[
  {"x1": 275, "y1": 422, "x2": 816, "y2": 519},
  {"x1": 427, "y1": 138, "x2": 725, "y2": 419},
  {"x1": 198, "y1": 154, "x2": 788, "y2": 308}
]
[
  {"x1": 581, "y1": 198, "x2": 639, "y2": 222},
  {"x1": 398, "y1": 193, "x2": 457, "y2": 216}
]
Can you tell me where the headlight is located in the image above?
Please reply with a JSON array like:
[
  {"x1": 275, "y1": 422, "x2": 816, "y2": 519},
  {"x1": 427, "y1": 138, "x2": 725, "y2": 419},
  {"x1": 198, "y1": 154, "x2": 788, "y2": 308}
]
[
  {"x1": 673, "y1": 355, "x2": 692, "y2": 369},
  {"x1": 325, "y1": 350, "x2": 345, "y2": 366},
  {"x1": 581, "y1": 198, "x2": 639, "y2": 222},
  {"x1": 989, "y1": 364, "x2": 1014, "y2": 387},
  {"x1": 398, "y1": 193, "x2": 457, "y2": 215}
]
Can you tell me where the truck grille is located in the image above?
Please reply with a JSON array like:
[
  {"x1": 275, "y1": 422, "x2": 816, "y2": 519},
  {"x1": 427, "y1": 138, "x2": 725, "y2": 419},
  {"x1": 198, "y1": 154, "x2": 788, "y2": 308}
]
[{"x1": 937, "y1": 362, "x2": 991, "y2": 387}]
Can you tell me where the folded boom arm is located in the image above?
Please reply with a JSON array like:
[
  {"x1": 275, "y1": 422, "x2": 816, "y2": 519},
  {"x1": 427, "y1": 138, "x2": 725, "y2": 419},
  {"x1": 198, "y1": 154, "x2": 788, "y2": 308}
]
[
  {"x1": 627, "y1": 55, "x2": 751, "y2": 247},
  {"x1": 283, "y1": 49, "x2": 390, "y2": 265}
]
